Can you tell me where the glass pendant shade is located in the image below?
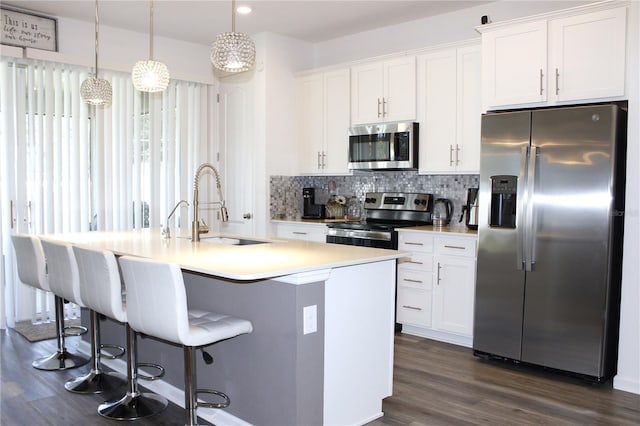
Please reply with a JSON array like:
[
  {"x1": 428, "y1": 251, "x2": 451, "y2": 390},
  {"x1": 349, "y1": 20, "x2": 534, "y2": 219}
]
[
  {"x1": 132, "y1": 59, "x2": 170, "y2": 92},
  {"x1": 211, "y1": 0, "x2": 255, "y2": 73},
  {"x1": 81, "y1": 0, "x2": 111, "y2": 106},
  {"x1": 211, "y1": 31, "x2": 256, "y2": 73},
  {"x1": 81, "y1": 77, "x2": 112, "y2": 106}
]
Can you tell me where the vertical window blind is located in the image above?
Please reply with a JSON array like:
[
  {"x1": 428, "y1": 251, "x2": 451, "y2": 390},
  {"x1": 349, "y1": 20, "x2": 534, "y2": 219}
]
[{"x1": 0, "y1": 58, "x2": 214, "y2": 328}]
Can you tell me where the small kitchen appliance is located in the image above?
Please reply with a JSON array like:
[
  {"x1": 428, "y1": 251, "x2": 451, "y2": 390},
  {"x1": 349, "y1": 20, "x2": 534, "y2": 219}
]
[
  {"x1": 432, "y1": 198, "x2": 453, "y2": 226},
  {"x1": 459, "y1": 188, "x2": 479, "y2": 230},
  {"x1": 302, "y1": 187, "x2": 326, "y2": 219}
]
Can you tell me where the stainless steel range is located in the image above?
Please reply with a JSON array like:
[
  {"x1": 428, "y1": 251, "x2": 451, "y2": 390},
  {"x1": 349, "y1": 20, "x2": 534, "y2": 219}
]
[{"x1": 326, "y1": 192, "x2": 434, "y2": 249}]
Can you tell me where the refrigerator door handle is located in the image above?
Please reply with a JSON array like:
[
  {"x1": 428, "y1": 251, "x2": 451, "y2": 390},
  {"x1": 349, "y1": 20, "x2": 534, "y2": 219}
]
[
  {"x1": 516, "y1": 146, "x2": 528, "y2": 271},
  {"x1": 525, "y1": 146, "x2": 538, "y2": 272}
]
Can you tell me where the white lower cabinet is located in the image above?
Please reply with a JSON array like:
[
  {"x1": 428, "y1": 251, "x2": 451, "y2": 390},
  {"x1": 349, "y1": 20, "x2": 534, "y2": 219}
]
[
  {"x1": 397, "y1": 230, "x2": 477, "y2": 347},
  {"x1": 271, "y1": 221, "x2": 327, "y2": 243}
]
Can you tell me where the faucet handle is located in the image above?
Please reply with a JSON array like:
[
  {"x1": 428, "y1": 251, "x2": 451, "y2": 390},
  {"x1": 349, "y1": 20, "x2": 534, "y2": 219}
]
[{"x1": 198, "y1": 218, "x2": 209, "y2": 235}]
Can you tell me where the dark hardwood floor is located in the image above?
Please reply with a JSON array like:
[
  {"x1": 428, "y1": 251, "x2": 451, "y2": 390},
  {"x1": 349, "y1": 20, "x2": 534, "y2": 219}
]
[{"x1": 2, "y1": 329, "x2": 639, "y2": 425}]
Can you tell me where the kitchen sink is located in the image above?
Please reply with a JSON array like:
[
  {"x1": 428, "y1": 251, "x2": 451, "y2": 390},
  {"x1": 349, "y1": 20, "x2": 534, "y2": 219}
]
[{"x1": 199, "y1": 236, "x2": 271, "y2": 246}]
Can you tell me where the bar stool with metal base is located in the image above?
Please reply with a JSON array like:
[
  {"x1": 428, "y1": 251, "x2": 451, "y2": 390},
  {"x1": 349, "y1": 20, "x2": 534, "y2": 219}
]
[
  {"x1": 72, "y1": 246, "x2": 168, "y2": 421},
  {"x1": 10, "y1": 234, "x2": 88, "y2": 371},
  {"x1": 41, "y1": 239, "x2": 127, "y2": 394},
  {"x1": 118, "y1": 255, "x2": 253, "y2": 426}
]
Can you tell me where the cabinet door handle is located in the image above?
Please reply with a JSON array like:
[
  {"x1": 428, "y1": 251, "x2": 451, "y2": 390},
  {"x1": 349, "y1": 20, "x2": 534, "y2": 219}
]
[
  {"x1": 444, "y1": 245, "x2": 466, "y2": 250},
  {"x1": 322, "y1": 151, "x2": 327, "y2": 168},
  {"x1": 403, "y1": 278, "x2": 423, "y2": 284},
  {"x1": 382, "y1": 97, "x2": 387, "y2": 117},
  {"x1": 539, "y1": 69, "x2": 544, "y2": 95},
  {"x1": 436, "y1": 262, "x2": 442, "y2": 285},
  {"x1": 402, "y1": 305, "x2": 422, "y2": 311},
  {"x1": 404, "y1": 242, "x2": 424, "y2": 246},
  {"x1": 292, "y1": 231, "x2": 308, "y2": 235},
  {"x1": 377, "y1": 98, "x2": 382, "y2": 117},
  {"x1": 10, "y1": 200, "x2": 15, "y2": 229},
  {"x1": 317, "y1": 151, "x2": 321, "y2": 169},
  {"x1": 555, "y1": 68, "x2": 560, "y2": 95},
  {"x1": 455, "y1": 144, "x2": 460, "y2": 166},
  {"x1": 406, "y1": 260, "x2": 423, "y2": 265},
  {"x1": 449, "y1": 145, "x2": 454, "y2": 166}
]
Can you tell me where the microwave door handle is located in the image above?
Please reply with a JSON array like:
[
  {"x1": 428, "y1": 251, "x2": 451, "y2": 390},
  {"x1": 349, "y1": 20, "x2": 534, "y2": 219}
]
[{"x1": 516, "y1": 146, "x2": 528, "y2": 271}]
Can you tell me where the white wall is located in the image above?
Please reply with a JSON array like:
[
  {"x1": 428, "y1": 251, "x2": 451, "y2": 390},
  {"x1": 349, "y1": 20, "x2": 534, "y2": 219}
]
[{"x1": 0, "y1": 16, "x2": 215, "y2": 84}]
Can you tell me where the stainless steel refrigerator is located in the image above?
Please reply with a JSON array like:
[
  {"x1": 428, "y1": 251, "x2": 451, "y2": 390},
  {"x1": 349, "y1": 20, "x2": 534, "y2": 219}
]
[{"x1": 473, "y1": 103, "x2": 627, "y2": 382}]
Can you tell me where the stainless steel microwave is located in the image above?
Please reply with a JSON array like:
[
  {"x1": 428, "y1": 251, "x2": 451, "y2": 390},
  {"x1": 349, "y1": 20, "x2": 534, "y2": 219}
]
[{"x1": 348, "y1": 122, "x2": 419, "y2": 170}]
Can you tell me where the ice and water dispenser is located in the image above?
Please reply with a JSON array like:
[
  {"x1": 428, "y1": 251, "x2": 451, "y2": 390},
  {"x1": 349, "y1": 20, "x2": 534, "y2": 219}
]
[{"x1": 489, "y1": 176, "x2": 517, "y2": 228}]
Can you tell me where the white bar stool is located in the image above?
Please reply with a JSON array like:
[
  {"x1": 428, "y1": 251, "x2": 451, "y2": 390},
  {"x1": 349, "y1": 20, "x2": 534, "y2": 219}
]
[
  {"x1": 72, "y1": 246, "x2": 168, "y2": 421},
  {"x1": 41, "y1": 239, "x2": 127, "y2": 394},
  {"x1": 11, "y1": 234, "x2": 88, "y2": 371},
  {"x1": 118, "y1": 255, "x2": 253, "y2": 426}
]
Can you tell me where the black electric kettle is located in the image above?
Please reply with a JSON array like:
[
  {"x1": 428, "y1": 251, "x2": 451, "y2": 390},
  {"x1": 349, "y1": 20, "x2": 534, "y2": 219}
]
[
  {"x1": 459, "y1": 188, "x2": 479, "y2": 230},
  {"x1": 433, "y1": 198, "x2": 454, "y2": 226}
]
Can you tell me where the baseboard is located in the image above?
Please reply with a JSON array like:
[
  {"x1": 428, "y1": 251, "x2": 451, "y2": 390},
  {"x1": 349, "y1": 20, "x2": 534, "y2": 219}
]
[
  {"x1": 77, "y1": 340, "x2": 252, "y2": 426},
  {"x1": 400, "y1": 325, "x2": 473, "y2": 348},
  {"x1": 613, "y1": 374, "x2": 640, "y2": 395}
]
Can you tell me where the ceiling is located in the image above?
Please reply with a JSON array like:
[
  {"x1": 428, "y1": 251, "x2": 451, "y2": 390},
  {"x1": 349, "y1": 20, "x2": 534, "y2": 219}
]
[{"x1": 2, "y1": 0, "x2": 492, "y2": 45}]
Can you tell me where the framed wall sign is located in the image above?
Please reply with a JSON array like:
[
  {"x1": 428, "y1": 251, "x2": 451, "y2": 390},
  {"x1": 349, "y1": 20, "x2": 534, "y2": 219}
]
[{"x1": 1, "y1": 7, "x2": 58, "y2": 52}]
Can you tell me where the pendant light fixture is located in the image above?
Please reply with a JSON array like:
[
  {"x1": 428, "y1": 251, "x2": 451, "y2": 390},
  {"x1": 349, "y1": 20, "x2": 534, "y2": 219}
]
[
  {"x1": 81, "y1": 0, "x2": 112, "y2": 106},
  {"x1": 210, "y1": 0, "x2": 256, "y2": 73},
  {"x1": 132, "y1": 0, "x2": 170, "y2": 92}
]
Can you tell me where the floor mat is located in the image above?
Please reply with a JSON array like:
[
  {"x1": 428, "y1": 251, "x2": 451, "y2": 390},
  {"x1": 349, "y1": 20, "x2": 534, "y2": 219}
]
[{"x1": 13, "y1": 319, "x2": 81, "y2": 342}]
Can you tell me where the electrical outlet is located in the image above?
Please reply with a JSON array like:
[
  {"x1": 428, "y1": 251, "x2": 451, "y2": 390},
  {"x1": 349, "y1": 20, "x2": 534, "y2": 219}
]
[{"x1": 303, "y1": 305, "x2": 317, "y2": 335}]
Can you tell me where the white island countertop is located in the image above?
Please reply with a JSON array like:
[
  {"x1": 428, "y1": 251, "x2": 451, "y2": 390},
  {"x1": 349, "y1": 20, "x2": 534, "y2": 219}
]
[{"x1": 45, "y1": 229, "x2": 405, "y2": 281}]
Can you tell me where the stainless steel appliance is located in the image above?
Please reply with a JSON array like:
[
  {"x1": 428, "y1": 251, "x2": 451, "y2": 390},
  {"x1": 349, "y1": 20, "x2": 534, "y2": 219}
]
[
  {"x1": 432, "y1": 198, "x2": 453, "y2": 226},
  {"x1": 474, "y1": 103, "x2": 627, "y2": 383},
  {"x1": 326, "y1": 192, "x2": 433, "y2": 249},
  {"x1": 302, "y1": 187, "x2": 326, "y2": 219},
  {"x1": 348, "y1": 122, "x2": 418, "y2": 170},
  {"x1": 459, "y1": 188, "x2": 479, "y2": 230}
]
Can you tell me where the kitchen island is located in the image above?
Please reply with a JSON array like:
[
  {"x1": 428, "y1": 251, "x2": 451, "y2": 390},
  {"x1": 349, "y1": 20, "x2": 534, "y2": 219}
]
[{"x1": 47, "y1": 230, "x2": 404, "y2": 426}]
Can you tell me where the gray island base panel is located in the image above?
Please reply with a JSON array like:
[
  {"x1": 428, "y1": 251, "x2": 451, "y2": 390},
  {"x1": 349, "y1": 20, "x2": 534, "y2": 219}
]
[{"x1": 52, "y1": 230, "x2": 399, "y2": 425}]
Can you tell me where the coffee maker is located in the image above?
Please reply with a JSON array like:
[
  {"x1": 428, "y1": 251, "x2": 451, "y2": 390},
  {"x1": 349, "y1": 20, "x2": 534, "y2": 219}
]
[
  {"x1": 459, "y1": 188, "x2": 479, "y2": 230},
  {"x1": 302, "y1": 188, "x2": 326, "y2": 219}
]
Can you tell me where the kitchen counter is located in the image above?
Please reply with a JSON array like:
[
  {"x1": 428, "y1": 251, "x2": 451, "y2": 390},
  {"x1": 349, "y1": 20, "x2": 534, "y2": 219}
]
[{"x1": 45, "y1": 229, "x2": 399, "y2": 426}]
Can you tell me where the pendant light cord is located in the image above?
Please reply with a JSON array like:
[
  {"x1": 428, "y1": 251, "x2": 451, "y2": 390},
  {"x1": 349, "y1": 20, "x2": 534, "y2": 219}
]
[
  {"x1": 231, "y1": 0, "x2": 236, "y2": 32},
  {"x1": 94, "y1": 0, "x2": 99, "y2": 76},
  {"x1": 149, "y1": 0, "x2": 154, "y2": 60}
]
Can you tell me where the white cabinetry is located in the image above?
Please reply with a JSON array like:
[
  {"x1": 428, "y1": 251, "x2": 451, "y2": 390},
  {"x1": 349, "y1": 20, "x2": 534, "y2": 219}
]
[
  {"x1": 417, "y1": 44, "x2": 481, "y2": 174},
  {"x1": 397, "y1": 230, "x2": 477, "y2": 347},
  {"x1": 481, "y1": 6, "x2": 627, "y2": 110},
  {"x1": 351, "y1": 57, "x2": 416, "y2": 125},
  {"x1": 297, "y1": 69, "x2": 351, "y2": 175},
  {"x1": 271, "y1": 221, "x2": 327, "y2": 243}
]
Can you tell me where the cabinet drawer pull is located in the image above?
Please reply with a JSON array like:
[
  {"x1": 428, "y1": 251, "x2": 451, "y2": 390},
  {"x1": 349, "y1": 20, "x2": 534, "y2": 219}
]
[
  {"x1": 444, "y1": 245, "x2": 466, "y2": 250},
  {"x1": 292, "y1": 231, "x2": 308, "y2": 235},
  {"x1": 402, "y1": 305, "x2": 422, "y2": 311},
  {"x1": 404, "y1": 242, "x2": 424, "y2": 246},
  {"x1": 403, "y1": 278, "x2": 423, "y2": 284}
]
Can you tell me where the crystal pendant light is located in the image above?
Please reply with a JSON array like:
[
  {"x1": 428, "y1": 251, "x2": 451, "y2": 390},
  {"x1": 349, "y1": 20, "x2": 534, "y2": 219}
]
[
  {"x1": 211, "y1": 0, "x2": 256, "y2": 73},
  {"x1": 81, "y1": 0, "x2": 112, "y2": 106},
  {"x1": 132, "y1": 0, "x2": 170, "y2": 92}
]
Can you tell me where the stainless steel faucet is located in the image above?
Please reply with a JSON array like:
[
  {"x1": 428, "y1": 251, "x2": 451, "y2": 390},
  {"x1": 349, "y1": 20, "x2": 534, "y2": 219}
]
[
  {"x1": 162, "y1": 200, "x2": 189, "y2": 239},
  {"x1": 192, "y1": 163, "x2": 228, "y2": 242}
]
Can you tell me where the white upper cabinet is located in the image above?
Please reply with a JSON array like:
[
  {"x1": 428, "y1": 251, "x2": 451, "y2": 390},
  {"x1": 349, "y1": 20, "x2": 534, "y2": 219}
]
[
  {"x1": 351, "y1": 57, "x2": 416, "y2": 125},
  {"x1": 418, "y1": 44, "x2": 481, "y2": 174},
  {"x1": 297, "y1": 69, "x2": 351, "y2": 175},
  {"x1": 481, "y1": 6, "x2": 627, "y2": 110}
]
